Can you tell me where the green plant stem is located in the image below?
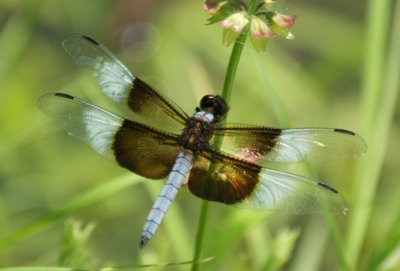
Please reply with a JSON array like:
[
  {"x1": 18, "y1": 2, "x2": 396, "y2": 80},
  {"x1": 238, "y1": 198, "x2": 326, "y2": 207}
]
[
  {"x1": 191, "y1": 201, "x2": 210, "y2": 271},
  {"x1": 191, "y1": 2, "x2": 260, "y2": 270},
  {"x1": 345, "y1": 0, "x2": 396, "y2": 269},
  {"x1": 221, "y1": 2, "x2": 259, "y2": 103},
  {"x1": 191, "y1": 29, "x2": 249, "y2": 270},
  {"x1": 220, "y1": 27, "x2": 250, "y2": 104}
]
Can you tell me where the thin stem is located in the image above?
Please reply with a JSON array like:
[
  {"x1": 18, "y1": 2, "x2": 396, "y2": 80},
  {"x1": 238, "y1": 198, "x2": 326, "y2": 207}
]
[
  {"x1": 221, "y1": 1, "x2": 260, "y2": 103},
  {"x1": 191, "y1": 2, "x2": 260, "y2": 270},
  {"x1": 220, "y1": 25, "x2": 249, "y2": 103},
  {"x1": 191, "y1": 201, "x2": 209, "y2": 271}
]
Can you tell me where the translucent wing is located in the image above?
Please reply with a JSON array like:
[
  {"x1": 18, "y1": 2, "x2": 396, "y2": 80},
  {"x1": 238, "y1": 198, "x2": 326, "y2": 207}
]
[
  {"x1": 238, "y1": 168, "x2": 347, "y2": 214},
  {"x1": 37, "y1": 93, "x2": 180, "y2": 179},
  {"x1": 188, "y1": 150, "x2": 346, "y2": 214},
  {"x1": 211, "y1": 124, "x2": 367, "y2": 165},
  {"x1": 63, "y1": 35, "x2": 189, "y2": 133}
]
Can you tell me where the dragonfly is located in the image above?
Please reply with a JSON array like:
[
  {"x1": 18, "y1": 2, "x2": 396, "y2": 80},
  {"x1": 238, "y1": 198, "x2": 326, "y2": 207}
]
[{"x1": 37, "y1": 35, "x2": 367, "y2": 248}]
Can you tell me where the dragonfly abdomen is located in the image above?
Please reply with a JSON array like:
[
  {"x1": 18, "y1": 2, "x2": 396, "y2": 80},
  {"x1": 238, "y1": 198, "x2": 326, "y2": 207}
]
[{"x1": 139, "y1": 151, "x2": 194, "y2": 248}]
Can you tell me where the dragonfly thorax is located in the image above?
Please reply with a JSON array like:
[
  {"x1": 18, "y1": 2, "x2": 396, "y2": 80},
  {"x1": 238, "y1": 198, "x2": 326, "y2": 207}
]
[
  {"x1": 192, "y1": 110, "x2": 215, "y2": 123},
  {"x1": 178, "y1": 112, "x2": 215, "y2": 153}
]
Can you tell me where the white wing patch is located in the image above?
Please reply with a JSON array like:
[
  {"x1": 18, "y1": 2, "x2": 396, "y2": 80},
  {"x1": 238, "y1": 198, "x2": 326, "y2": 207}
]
[
  {"x1": 63, "y1": 35, "x2": 134, "y2": 103},
  {"x1": 37, "y1": 93, "x2": 124, "y2": 161},
  {"x1": 92, "y1": 55, "x2": 133, "y2": 103},
  {"x1": 82, "y1": 108, "x2": 122, "y2": 155}
]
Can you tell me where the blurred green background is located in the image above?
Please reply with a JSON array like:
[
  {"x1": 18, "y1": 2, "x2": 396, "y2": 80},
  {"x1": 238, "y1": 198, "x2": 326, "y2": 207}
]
[{"x1": 0, "y1": 0, "x2": 399, "y2": 270}]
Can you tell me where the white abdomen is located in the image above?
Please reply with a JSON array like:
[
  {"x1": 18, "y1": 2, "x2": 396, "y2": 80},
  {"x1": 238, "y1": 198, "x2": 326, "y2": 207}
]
[{"x1": 139, "y1": 151, "x2": 194, "y2": 248}]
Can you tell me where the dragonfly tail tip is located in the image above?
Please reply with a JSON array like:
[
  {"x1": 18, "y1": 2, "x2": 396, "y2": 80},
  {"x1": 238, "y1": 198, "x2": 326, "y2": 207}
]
[{"x1": 139, "y1": 236, "x2": 149, "y2": 249}]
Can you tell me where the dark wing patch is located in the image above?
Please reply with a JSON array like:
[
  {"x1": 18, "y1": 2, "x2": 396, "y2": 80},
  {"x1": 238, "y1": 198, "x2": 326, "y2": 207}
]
[
  {"x1": 188, "y1": 151, "x2": 261, "y2": 204},
  {"x1": 113, "y1": 120, "x2": 180, "y2": 179},
  {"x1": 127, "y1": 77, "x2": 190, "y2": 132}
]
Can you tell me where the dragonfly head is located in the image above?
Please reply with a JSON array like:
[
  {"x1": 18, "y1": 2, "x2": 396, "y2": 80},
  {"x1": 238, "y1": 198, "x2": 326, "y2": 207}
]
[{"x1": 199, "y1": 95, "x2": 229, "y2": 122}]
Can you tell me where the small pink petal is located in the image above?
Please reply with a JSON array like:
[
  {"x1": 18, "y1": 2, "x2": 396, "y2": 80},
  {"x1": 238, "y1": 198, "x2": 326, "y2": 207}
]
[{"x1": 274, "y1": 13, "x2": 297, "y2": 28}]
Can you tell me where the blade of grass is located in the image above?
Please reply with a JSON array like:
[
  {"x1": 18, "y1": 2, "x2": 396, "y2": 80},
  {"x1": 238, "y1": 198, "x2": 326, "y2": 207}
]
[
  {"x1": 0, "y1": 0, "x2": 46, "y2": 91},
  {"x1": 0, "y1": 174, "x2": 143, "y2": 250},
  {"x1": 100, "y1": 256, "x2": 213, "y2": 270},
  {"x1": 364, "y1": 2, "x2": 400, "y2": 268},
  {"x1": 289, "y1": 218, "x2": 328, "y2": 271},
  {"x1": 0, "y1": 268, "x2": 82, "y2": 271},
  {"x1": 323, "y1": 213, "x2": 350, "y2": 271},
  {"x1": 345, "y1": 0, "x2": 399, "y2": 269},
  {"x1": 366, "y1": 209, "x2": 400, "y2": 271}
]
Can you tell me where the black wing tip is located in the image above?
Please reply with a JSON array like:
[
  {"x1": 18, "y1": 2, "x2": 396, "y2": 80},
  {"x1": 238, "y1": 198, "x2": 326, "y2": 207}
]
[
  {"x1": 317, "y1": 182, "x2": 349, "y2": 215},
  {"x1": 318, "y1": 182, "x2": 339, "y2": 194},
  {"x1": 81, "y1": 35, "x2": 99, "y2": 46},
  {"x1": 334, "y1": 128, "x2": 368, "y2": 154},
  {"x1": 63, "y1": 34, "x2": 99, "y2": 46},
  {"x1": 334, "y1": 128, "x2": 356, "y2": 136},
  {"x1": 54, "y1": 92, "x2": 74, "y2": 100}
]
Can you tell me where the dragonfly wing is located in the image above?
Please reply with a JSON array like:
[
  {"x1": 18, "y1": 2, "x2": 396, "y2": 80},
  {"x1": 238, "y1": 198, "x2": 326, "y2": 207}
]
[
  {"x1": 63, "y1": 35, "x2": 189, "y2": 133},
  {"x1": 187, "y1": 149, "x2": 346, "y2": 214},
  {"x1": 211, "y1": 124, "x2": 367, "y2": 165},
  {"x1": 37, "y1": 93, "x2": 181, "y2": 179}
]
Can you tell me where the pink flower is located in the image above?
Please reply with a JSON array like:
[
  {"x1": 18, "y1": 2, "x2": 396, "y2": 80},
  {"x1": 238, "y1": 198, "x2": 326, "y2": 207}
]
[
  {"x1": 220, "y1": 11, "x2": 249, "y2": 32},
  {"x1": 267, "y1": 12, "x2": 297, "y2": 39},
  {"x1": 272, "y1": 13, "x2": 297, "y2": 29},
  {"x1": 204, "y1": 0, "x2": 297, "y2": 51},
  {"x1": 219, "y1": 11, "x2": 250, "y2": 45},
  {"x1": 250, "y1": 16, "x2": 276, "y2": 39}
]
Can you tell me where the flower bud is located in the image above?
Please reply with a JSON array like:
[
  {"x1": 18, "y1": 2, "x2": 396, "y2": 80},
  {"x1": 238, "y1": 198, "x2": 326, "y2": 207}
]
[
  {"x1": 250, "y1": 16, "x2": 275, "y2": 39},
  {"x1": 250, "y1": 16, "x2": 275, "y2": 52},
  {"x1": 220, "y1": 11, "x2": 249, "y2": 32},
  {"x1": 220, "y1": 11, "x2": 249, "y2": 45},
  {"x1": 268, "y1": 12, "x2": 297, "y2": 39},
  {"x1": 272, "y1": 13, "x2": 297, "y2": 28},
  {"x1": 262, "y1": 0, "x2": 277, "y2": 10},
  {"x1": 203, "y1": 0, "x2": 227, "y2": 14}
]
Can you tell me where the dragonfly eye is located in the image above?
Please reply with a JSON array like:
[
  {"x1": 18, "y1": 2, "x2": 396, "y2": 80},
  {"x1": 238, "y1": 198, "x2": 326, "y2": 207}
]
[{"x1": 200, "y1": 95, "x2": 229, "y2": 120}]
